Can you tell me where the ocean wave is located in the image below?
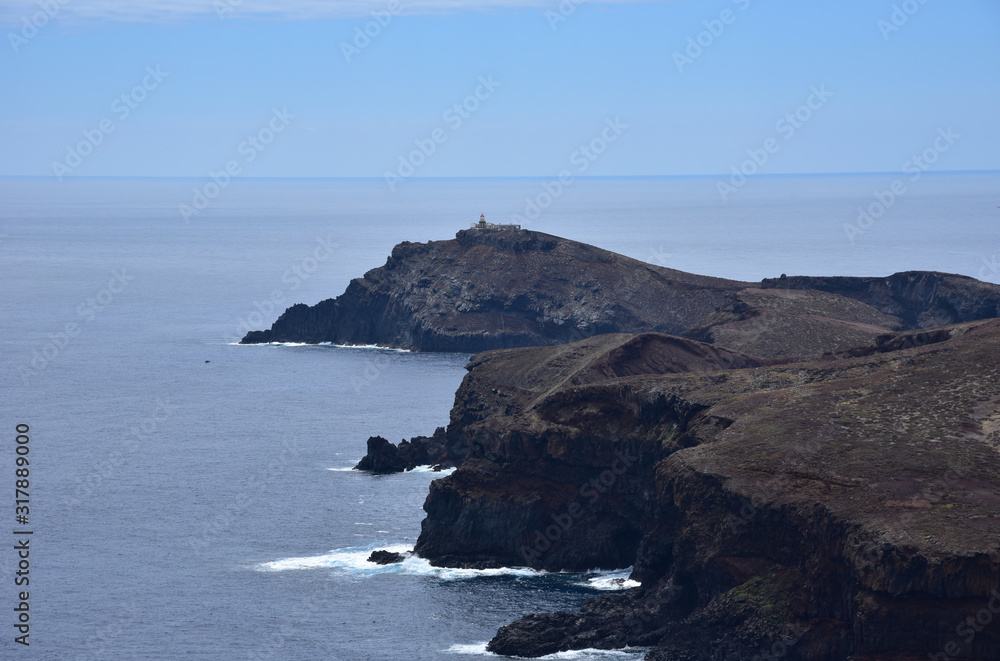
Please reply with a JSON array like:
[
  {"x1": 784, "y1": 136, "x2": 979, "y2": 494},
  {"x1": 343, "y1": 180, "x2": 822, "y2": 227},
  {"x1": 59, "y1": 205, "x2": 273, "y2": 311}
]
[
  {"x1": 227, "y1": 341, "x2": 411, "y2": 352},
  {"x1": 325, "y1": 465, "x2": 455, "y2": 475},
  {"x1": 255, "y1": 545, "x2": 642, "y2": 595},
  {"x1": 577, "y1": 568, "x2": 641, "y2": 591},
  {"x1": 443, "y1": 642, "x2": 648, "y2": 658},
  {"x1": 227, "y1": 341, "x2": 309, "y2": 347},
  {"x1": 331, "y1": 343, "x2": 412, "y2": 353},
  {"x1": 407, "y1": 465, "x2": 457, "y2": 475},
  {"x1": 255, "y1": 545, "x2": 545, "y2": 580}
]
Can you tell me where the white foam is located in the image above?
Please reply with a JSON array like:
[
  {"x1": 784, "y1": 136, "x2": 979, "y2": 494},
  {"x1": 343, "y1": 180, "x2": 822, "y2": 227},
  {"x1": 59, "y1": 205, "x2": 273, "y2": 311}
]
[
  {"x1": 443, "y1": 642, "x2": 647, "y2": 659},
  {"x1": 332, "y1": 343, "x2": 412, "y2": 353},
  {"x1": 408, "y1": 465, "x2": 457, "y2": 475},
  {"x1": 541, "y1": 649, "x2": 648, "y2": 659},
  {"x1": 445, "y1": 642, "x2": 493, "y2": 655},
  {"x1": 327, "y1": 465, "x2": 456, "y2": 475},
  {"x1": 227, "y1": 341, "x2": 309, "y2": 347},
  {"x1": 255, "y1": 545, "x2": 545, "y2": 580},
  {"x1": 579, "y1": 568, "x2": 641, "y2": 591},
  {"x1": 227, "y1": 341, "x2": 410, "y2": 351}
]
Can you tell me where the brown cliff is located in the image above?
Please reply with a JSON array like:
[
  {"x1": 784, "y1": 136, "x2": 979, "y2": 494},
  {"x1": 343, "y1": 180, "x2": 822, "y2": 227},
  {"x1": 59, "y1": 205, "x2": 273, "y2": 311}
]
[{"x1": 409, "y1": 321, "x2": 1000, "y2": 660}]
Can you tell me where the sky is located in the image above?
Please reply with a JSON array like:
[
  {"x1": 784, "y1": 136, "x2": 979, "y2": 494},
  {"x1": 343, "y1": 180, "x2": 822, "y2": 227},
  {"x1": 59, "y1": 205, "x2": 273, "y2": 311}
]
[{"x1": 0, "y1": 0, "x2": 998, "y2": 178}]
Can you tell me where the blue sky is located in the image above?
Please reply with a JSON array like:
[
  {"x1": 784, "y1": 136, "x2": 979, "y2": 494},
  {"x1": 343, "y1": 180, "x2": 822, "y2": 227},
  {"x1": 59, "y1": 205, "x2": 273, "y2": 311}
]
[{"x1": 1, "y1": 0, "x2": 997, "y2": 178}]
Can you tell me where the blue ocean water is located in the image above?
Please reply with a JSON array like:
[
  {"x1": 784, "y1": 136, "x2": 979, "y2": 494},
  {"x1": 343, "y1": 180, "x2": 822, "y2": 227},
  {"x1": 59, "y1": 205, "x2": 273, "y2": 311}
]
[{"x1": 1, "y1": 173, "x2": 998, "y2": 659}]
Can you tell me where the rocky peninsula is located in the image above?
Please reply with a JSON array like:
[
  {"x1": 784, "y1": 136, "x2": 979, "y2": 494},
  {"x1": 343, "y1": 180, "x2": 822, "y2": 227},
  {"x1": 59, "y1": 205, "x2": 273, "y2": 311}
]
[
  {"x1": 283, "y1": 228, "x2": 1000, "y2": 659},
  {"x1": 243, "y1": 229, "x2": 1000, "y2": 358},
  {"x1": 417, "y1": 323, "x2": 1000, "y2": 660}
]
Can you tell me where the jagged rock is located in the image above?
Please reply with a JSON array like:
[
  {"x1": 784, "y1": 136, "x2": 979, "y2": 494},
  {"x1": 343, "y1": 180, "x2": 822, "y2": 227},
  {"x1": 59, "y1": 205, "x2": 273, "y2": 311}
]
[
  {"x1": 354, "y1": 436, "x2": 406, "y2": 474},
  {"x1": 367, "y1": 550, "x2": 405, "y2": 565},
  {"x1": 409, "y1": 320, "x2": 1000, "y2": 660},
  {"x1": 354, "y1": 427, "x2": 456, "y2": 474}
]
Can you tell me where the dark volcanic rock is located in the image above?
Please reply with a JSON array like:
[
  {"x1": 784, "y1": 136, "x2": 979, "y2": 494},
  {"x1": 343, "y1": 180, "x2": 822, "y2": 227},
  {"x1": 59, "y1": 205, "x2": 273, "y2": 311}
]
[
  {"x1": 761, "y1": 271, "x2": 1000, "y2": 329},
  {"x1": 241, "y1": 229, "x2": 750, "y2": 352},
  {"x1": 354, "y1": 427, "x2": 456, "y2": 474},
  {"x1": 414, "y1": 333, "x2": 774, "y2": 571},
  {"x1": 411, "y1": 320, "x2": 1000, "y2": 660},
  {"x1": 240, "y1": 229, "x2": 1000, "y2": 358},
  {"x1": 367, "y1": 549, "x2": 405, "y2": 565},
  {"x1": 354, "y1": 436, "x2": 405, "y2": 474}
]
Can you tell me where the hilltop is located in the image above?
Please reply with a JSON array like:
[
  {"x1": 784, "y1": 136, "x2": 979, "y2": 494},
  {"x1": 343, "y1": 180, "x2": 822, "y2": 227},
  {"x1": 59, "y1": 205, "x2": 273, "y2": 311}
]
[{"x1": 242, "y1": 228, "x2": 1000, "y2": 357}]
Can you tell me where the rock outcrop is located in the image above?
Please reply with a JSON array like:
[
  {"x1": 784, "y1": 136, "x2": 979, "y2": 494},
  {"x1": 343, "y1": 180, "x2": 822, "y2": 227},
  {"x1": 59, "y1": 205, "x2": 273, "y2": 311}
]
[
  {"x1": 241, "y1": 230, "x2": 1000, "y2": 358},
  {"x1": 367, "y1": 550, "x2": 405, "y2": 565},
  {"x1": 408, "y1": 320, "x2": 1000, "y2": 660},
  {"x1": 354, "y1": 427, "x2": 455, "y2": 474},
  {"x1": 761, "y1": 271, "x2": 1000, "y2": 329},
  {"x1": 242, "y1": 229, "x2": 751, "y2": 352}
]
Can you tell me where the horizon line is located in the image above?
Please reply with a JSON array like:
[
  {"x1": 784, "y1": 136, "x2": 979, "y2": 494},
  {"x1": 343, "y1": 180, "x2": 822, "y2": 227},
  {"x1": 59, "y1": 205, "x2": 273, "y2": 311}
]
[{"x1": 2, "y1": 169, "x2": 999, "y2": 182}]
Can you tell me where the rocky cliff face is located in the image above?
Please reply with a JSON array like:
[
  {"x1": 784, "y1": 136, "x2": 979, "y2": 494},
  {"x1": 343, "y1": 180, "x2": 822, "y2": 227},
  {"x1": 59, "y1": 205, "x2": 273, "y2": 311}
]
[
  {"x1": 242, "y1": 230, "x2": 1000, "y2": 357},
  {"x1": 241, "y1": 229, "x2": 749, "y2": 352},
  {"x1": 411, "y1": 322, "x2": 1000, "y2": 660},
  {"x1": 761, "y1": 271, "x2": 1000, "y2": 329}
]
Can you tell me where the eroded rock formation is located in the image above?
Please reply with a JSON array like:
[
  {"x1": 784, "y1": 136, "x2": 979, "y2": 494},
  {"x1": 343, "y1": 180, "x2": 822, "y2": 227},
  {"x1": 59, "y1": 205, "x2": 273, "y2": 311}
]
[{"x1": 408, "y1": 322, "x2": 1000, "y2": 660}]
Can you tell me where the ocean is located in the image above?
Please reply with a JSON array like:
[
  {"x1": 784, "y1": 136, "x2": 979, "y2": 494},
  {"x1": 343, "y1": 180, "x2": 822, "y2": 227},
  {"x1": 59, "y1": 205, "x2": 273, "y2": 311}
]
[{"x1": 1, "y1": 173, "x2": 998, "y2": 660}]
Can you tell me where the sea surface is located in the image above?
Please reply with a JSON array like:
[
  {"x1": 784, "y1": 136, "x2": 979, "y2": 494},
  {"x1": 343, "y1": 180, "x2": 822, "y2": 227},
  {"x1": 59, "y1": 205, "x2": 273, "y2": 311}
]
[{"x1": 1, "y1": 173, "x2": 998, "y2": 660}]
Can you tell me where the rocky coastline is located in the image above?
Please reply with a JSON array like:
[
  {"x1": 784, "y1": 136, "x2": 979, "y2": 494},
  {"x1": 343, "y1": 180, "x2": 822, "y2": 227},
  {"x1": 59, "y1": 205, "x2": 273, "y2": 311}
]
[
  {"x1": 411, "y1": 324, "x2": 1000, "y2": 660},
  {"x1": 324, "y1": 230, "x2": 1000, "y2": 659},
  {"x1": 242, "y1": 230, "x2": 1000, "y2": 356}
]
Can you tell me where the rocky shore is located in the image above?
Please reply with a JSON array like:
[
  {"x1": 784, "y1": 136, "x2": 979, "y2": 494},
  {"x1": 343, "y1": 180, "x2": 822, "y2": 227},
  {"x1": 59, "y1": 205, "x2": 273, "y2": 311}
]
[
  {"x1": 289, "y1": 229, "x2": 1000, "y2": 659},
  {"x1": 241, "y1": 229, "x2": 749, "y2": 351},
  {"x1": 406, "y1": 323, "x2": 1000, "y2": 660},
  {"x1": 243, "y1": 229, "x2": 1000, "y2": 359}
]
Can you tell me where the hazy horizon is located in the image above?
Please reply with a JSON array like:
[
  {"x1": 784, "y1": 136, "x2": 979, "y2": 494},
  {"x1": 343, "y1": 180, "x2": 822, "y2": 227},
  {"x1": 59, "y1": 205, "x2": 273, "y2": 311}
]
[{"x1": 3, "y1": 0, "x2": 997, "y2": 180}]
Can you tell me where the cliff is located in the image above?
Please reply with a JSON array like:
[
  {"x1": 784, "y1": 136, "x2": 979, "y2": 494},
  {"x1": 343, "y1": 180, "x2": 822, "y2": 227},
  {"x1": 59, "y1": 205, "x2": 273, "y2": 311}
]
[
  {"x1": 410, "y1": 321, "x2": 1000, "y2": 660},
  {"x1": 241, "y1": 229, "x2": 1000, "y2": 357},
  {"x1": 241, "y1": 229, "x2": 749, "y2": 352}
]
